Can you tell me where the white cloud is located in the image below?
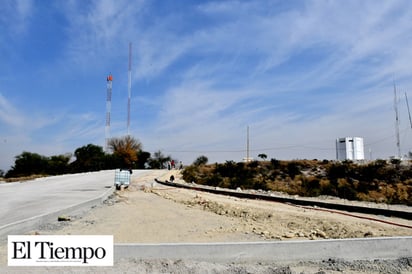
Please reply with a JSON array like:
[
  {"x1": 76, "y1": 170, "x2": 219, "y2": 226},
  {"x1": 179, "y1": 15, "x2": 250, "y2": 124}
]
[
  {"x1": 135, "y1": 33, "x2": 193, "y2": 80},
  {"x1": 3, "y1": 0, "x2": 412, "y2": 170},
  {"x1": 61, "y1": 0, "x2": 145, "y2": 68},
  {"x1": 0, "y1": 0, "x2": 33, "y2": 34},
  {"x1": 0, "y1": 94, "x2": 25, "y2": 127},
  {"x1": 0, "y1": 94, "x2": 106, "y2": 170}
]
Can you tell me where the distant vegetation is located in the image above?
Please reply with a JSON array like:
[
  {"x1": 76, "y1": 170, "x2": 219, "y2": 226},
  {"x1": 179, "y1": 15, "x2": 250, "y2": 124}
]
[
  {"x1": 3, "y1": 142, "x2": 411, "y2": 206},
  {"x1": 182, "y1": 158, "x2": 412, "y2": 206},
  {"x1": 1, "y1": 136, "x2": 173, "y2": 180}
]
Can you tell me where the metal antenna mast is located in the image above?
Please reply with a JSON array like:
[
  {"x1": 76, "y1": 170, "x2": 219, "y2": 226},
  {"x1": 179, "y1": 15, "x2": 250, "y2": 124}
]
[
  {"x1": 127, "y1": 42, "x2": 132, "y2": 136},
  {"x1": 405, "y1": 92, "x2": 412, "y2": 129},
  {"x1": 105, "y1": 74, "x2": 113, "y2": 152},
  {"x1": 394, "y1": 83, "x2": 401, "y2": 159}
]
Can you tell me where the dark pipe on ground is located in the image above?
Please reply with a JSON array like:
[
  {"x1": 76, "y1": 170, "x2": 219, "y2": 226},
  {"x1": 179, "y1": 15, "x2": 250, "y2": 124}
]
[{"x1": 155, "y1": 179, "x2": 412, "y2": 222}]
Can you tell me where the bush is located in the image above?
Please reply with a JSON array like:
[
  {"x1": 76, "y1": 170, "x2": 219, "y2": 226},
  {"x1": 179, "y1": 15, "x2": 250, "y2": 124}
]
[
  {"x1": 287, "y1": 161, "x2": 301, "y2": 178},
  {"x1": 301, "y1": 176, "x2": 321, "y2": 196},
  {"x1": 182, "y1": 165, "x2": 199, "y2": 183},
  {"x1": 193, "y1": 155, "x2": 208, "y2": 166},
  {"x1": 180, "y1": 159, "x2": 412, "y2": 205}
]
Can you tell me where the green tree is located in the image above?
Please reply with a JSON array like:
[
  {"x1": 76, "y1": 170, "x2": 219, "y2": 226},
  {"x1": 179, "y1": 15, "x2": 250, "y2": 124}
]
[
  {"x1": 193, "y1": 155, "x2": 208, "y2": 166},
  {"x1": 136, "y1": 151, "x2": 151, "y2": 169},
  {"x1": 147, "y1": 150, "x2": 171, "y2": 169},
  {"x1": 47, "y1": 154, "x2": 71, "y2": 175},
  {"x1": 70, "y1": 144, "x2": 105, "y2": 172},
  {"x1": 6, "y1": 152, "x2": 49, "y2": 178},
  {"x1": 258, "y1": 153, "x2": 267, "y2": 160},
  {"x1": 108, "y1": 135, "x2": 142, "y2": 168}
]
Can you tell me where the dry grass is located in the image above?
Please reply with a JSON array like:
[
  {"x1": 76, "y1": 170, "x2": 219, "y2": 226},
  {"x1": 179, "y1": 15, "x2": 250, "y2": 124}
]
[{"x1": 3, "y1": 174, "x2": 48, "y2": 183}]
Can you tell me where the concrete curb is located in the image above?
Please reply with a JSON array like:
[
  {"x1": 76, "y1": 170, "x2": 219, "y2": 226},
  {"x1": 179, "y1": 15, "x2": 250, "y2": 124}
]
[
  {"x1": 114, "y1": 237, "x2": 412, "y2": 263},
  {"x1": 0, "y1": 185, "x2": 115, "y2": 238}
]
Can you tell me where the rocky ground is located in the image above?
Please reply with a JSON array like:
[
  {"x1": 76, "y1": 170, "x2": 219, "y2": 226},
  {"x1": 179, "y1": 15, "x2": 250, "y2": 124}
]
[{"x1": 1, "y1": 170, "x2": 411, "y2": 273}]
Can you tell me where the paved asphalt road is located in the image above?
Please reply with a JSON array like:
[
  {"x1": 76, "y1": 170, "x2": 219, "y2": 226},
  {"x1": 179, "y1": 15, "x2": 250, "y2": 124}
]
[{"x1": 0, "y1": 170, "x2": 151, "y2": 233}]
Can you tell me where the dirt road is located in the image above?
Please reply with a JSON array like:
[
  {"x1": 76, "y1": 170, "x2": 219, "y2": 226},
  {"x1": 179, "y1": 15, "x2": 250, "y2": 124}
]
[
  {"x1": 30, "y1": 170, "x2": 411, "y2": 242},
  {"x1": 1, "y1": 170, "x2": 411, "y2": 273}
]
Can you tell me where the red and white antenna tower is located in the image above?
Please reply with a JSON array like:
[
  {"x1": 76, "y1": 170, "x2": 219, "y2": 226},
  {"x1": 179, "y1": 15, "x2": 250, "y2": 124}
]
[
  {"x1": 127, "y1": 42, "x2": 132, "y2": 136},
  {"x1": 105, "y1": 73, "x2": 113, "y2": 152}
]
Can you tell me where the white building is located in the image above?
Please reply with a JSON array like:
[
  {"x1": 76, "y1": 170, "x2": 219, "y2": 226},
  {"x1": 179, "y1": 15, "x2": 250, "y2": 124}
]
[{"x1": 336, "y1": 137, "x2": 365, "y2": 161}]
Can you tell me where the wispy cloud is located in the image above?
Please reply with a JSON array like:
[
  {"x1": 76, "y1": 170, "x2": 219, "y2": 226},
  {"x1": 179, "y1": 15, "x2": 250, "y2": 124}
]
[
  {"x1": 0, "y1": 0, "x2": 34, "y2": 34},
  {"x1": 2, "y1": 0, "x2": 412, "y2": 170},
  {"x1": 61, "y1": 0, "x2": 144, "y2": 68},
  {"x1": 135, "y1": 0, "x2": 412, "y2": 162},
  {"x1": 0, "y1": 93, "x2": 25, "y2": 128}
]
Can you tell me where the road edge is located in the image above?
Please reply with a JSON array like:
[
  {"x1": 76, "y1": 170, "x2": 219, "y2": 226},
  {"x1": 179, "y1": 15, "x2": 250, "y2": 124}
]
[{"x1": 0, "y1": 185, "x2": 114, "y2": 239}]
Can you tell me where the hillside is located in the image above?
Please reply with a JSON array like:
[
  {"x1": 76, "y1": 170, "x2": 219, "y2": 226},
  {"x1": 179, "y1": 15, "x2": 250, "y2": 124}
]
[{"x1": 182, "y1": 159, "x2": 412, "y2": 206}]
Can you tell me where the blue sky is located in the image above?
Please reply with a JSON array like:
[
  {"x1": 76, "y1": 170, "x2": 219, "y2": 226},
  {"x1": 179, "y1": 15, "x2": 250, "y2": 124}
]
[{"x1": 1, "y1": 0, "x2": 412, "y2": 171}]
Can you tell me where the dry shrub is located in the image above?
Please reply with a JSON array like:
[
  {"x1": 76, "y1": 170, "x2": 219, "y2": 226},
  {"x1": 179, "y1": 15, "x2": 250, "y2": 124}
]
[
  {"x1": 404, "y1": 179, "x2": 412, "y2": 186},
  {"x1": 337, "y1": 178, "x2": 349, "y2": 188},
  {"x1": 266, "y1": 179, "x2": 289, "y2": 193},
  {"x1": 289, "y1": 175, "x2": 304, "y2": 195},
  {"x1": 395, "y1": 183, "x2": 410, "y2": 204},
  {"x1": 319, "y1": 178, "x2": 331, "y2": 190},
  {"x1": 184, "y1": 160, "x2": 412, "y2": 205},
  {"x1": 381, "y1": 184, "x2": 396, "y2": 202},
  {"x1": 199, "y1": 165, "x2": 214, "y2": 174},
  {"x1": 362, "y1": 190, "x2": 387, "y2": 203}
]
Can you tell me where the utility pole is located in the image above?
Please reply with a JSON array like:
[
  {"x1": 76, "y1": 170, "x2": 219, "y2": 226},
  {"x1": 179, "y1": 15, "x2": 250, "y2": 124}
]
[{"x1": 246, "y1": 126, "x2": 250, "y2": 162}]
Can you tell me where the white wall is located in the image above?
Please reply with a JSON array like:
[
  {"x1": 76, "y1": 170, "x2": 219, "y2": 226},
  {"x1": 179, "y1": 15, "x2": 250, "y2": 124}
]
[{"x1": 336, "y1": 137, "x2": 365, "y2": 161}]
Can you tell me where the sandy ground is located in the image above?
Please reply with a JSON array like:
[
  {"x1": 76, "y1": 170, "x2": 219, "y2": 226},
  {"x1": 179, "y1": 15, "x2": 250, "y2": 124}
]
[
  {"x1": 21, "y1": 170, "x2": 412, "y2": 242},
  {"x1": 1, "y1": 170, "x2": 412, "y2": 273}
]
